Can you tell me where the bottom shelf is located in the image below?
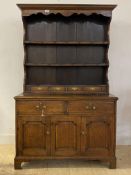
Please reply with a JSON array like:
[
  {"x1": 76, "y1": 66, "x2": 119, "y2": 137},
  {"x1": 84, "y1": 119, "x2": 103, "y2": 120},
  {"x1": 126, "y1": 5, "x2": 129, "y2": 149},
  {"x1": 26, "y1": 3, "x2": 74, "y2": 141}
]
[
  {"x1": 26, "y1": 67, "x2": 108, "y2": 85},
  {"x1": 25, "y1": 85, "x2": 109, "y2": 95}
]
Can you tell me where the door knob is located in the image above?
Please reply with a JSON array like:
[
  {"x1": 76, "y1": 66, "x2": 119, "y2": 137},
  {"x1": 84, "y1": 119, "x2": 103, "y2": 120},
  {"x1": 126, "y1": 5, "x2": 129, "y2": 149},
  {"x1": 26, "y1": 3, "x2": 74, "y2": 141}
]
[
  {"x1": 85, "y1": 106, "x2": 89, "y2": 110},
  {"x1": 81, "y1": 131, "x2": 85, "y2": 135},
  {"x1": 92, "y1": 106, "x2": 96, "y2": 110},
  {"x1": 46, "y1": 131, "x2": 50, "y2": 135}
]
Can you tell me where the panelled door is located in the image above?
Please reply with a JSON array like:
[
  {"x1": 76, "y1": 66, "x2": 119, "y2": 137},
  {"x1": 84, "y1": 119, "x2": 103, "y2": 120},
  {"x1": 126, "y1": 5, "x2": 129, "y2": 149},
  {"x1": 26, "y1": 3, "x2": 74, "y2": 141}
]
[
  {"x1": 81, "y1": 116, "x2": 114, "y2": 157},
  {"x1": 51, "y1": 116, "x2": 81, "y2": 157},
  {"x1": 17, "y1": 115, "x2": 114, "y2": 158},
  {"x1": 17, "y1": 116, "x2": 50, "y2": 156}
]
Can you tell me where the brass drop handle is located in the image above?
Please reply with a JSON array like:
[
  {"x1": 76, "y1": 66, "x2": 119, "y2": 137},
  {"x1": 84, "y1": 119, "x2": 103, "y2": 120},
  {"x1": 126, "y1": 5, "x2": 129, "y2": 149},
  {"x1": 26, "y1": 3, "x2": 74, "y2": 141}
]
[
  {"x1": 46, "y1": 131, "x2": 50, "y2": 135},
  {"x1": 85, "y1": 104, "x2": 96, "y2": 110},
  {"x1": 41, "y1": 109, "x2": 45, "y2": 117},
  {"x1": 35, "y1": 103, "x2": 47, "y2": 117},
  {"x1": 72, "y1": 87, "x2": 78, "y2": 91},
  {"x1": 41, "y1": 105, "x2": 47, "y2": 117}
]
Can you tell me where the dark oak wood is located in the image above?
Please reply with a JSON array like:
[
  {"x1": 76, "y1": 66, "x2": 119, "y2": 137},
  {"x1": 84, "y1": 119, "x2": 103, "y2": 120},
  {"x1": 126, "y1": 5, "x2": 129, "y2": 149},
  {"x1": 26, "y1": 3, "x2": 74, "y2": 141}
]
[
  {"x1": 109, "y1": 157, "x2": 117, "y2": 169},
  {"x1": 81, "y1": 117, "x2": 114, "y2": 157},
  {"x1": 51, "y1": 116, "x2": 81, "y2": 156},
  {"x1": 24, "y1": 41, "x2": 109, "y2": 45},
  {"x1": 25, "y1": 63, "x2": 109, "y2": 67},
  {"x1": 17, "y1": 4, "x2": 116, "y2": 17},
  {"x1": 17, "y1": 116, "x2": 50, "y2": 156},
  {"x1": 14, "y1": 94, "x2": 118, "y2": 169},
  {"x1": 15, "y1": 4, "x2": 117, "y2": 170},
  {"x1": 18, "y1": 4, "x2": 116, "y2": 95},
  {"x1": 17, "y1": 4, "x2": 117, "y2": 10}
]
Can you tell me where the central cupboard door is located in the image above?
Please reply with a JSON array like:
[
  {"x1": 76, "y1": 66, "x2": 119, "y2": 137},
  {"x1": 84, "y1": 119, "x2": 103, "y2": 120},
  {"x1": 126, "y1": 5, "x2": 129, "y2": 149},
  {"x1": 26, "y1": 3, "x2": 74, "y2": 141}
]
[{"x1": 51, "y1": 116, "x2": 81, "y2": 156}]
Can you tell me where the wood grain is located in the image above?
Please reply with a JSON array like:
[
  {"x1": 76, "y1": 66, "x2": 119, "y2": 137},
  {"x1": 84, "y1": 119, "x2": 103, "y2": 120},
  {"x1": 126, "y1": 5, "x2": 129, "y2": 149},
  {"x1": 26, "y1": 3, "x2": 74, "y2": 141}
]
[{"x1": 1, "y1": 145, "x2": 131, "y2": 174}]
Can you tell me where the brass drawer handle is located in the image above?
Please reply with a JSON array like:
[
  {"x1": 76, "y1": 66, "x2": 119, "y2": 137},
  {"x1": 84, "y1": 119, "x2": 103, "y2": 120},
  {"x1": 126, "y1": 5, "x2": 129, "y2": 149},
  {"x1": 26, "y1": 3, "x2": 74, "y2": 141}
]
[
  {"x1": 90, "y1": 87, "x2": 96, "y2": 91},
  {"x1": 85, "y1": 105, "x2": 96, "y2": 110},
  {"x1": 37, "y1": 87, "x2": 43, "y2": 90},
  {"x1": 35, "y1": 103, "x2": 47, "y2": 116},
  {"x1": 35, "y1": 105, "x2": 40, "y2": 110},
  {"x1": 72, "y1": 87, "x2": 78, "y2": 91},
  {"x1": 55, "y1": 87, "x2": 61, "y2": 91},
  {"x1": 35, "y1": 103, "x2": 46, "y2": 110}
]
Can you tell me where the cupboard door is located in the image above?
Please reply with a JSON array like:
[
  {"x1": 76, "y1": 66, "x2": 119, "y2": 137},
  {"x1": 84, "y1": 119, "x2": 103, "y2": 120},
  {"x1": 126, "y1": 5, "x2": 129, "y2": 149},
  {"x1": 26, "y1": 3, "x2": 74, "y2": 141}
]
[
  {"x1": 17, "y1": 116, "x2": 50, "y2": 156},
  {"x1": 51, "y1": 116, "x2": 81, "y2": 156},
  {"x1": 81, "y1": 116, "x2": 114, "y2": 157}
]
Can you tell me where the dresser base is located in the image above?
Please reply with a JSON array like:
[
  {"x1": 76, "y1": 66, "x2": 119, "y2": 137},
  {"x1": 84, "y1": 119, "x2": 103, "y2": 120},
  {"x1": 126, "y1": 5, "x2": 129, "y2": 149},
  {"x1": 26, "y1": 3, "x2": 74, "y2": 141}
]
[
  {"x1": 14, "y1": 94, "x2": 117, "y2": 170},
  {"x1": 14, "y1": 156, "x2": 116, "y2": 169}
]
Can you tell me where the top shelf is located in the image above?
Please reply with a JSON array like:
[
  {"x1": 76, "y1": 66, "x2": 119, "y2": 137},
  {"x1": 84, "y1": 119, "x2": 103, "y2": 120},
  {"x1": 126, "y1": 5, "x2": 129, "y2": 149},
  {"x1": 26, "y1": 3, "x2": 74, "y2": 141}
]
[{"x1": 24, "y1": 41, "x2": 109, "y2": 45}]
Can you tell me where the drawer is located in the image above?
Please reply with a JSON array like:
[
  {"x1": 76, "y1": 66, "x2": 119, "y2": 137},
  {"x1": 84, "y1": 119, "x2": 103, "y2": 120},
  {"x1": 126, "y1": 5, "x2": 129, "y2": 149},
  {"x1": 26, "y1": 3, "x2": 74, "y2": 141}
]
[
  {"x1": 49, "y1": 86, "x2": 66, "y2": 93},
  {"x1": 67, "y1": 86, "x2": 82, "y2": 92},
  {"x1": 16, "y1": 101, "x2": 65, "y2": 115},
  {"x1": 68, "y1": 101, "x2": 114, "y2": 114},
  {"x1": 83, "y1": 86, "x2": 106, "y2": 93},
  {"x1": 26, "y1": 85, "x2": 108, "y2": 94},
  {"x1": 67, "y1": 86, "x2": 107, "y2": 94},
  {"x1": 30, "y1": 86, "x2": 66, "y2": 94},
  {"x1": 31, "y1": 86, "x2": 48, "y2": 93}
]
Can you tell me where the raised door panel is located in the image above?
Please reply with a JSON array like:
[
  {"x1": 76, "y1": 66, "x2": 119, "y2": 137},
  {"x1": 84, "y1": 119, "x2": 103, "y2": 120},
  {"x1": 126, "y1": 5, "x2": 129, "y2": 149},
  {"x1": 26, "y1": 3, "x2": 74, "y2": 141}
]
[
  {"x1": 17, "y1": 116, "x2": 50, "y2": 156},
  {"x1": 51, "y1": 116, "x2": 81, "y2": 157},
  {"x1": 81, "y1": 116, "x2": 114, "y2": 157}
]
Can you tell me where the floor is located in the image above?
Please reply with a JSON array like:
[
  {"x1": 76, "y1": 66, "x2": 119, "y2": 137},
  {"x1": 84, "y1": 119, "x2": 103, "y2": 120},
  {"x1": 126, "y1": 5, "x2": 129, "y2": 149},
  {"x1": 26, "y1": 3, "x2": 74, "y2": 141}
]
[{"x1": 0, "y1": 145, "x2": 131, "y2": 175}]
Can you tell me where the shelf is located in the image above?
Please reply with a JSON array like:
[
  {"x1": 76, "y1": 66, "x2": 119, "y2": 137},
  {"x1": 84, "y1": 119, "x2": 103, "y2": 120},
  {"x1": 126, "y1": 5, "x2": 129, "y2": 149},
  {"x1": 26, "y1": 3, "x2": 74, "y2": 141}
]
[
  {"x1": 24, "y1": 41, "x2": 109, "y2": 45},
  {"x1": 22, "y1": 4, "x2": 111, "y2": 94},
  {"x1": 25, "y1": 63, "x2": 109, "y2": 67}
]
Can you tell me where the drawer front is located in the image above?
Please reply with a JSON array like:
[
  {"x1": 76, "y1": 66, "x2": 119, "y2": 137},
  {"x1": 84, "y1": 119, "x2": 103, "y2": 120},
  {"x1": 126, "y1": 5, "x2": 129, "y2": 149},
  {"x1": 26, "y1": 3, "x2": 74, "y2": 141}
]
[
  {"x1": 16, "y1": 101, "x2": 65, "y2": 115},
  {"x1": 68, "y1": 101, "x2": 114, "y2": 114},
  {"x1": 67, "y1": 86, "x2": 82, "y2": 93},
  {"x1": 49, "y1": 86, "x2": 66, "y2": 93},
  {"x1": 45, "y1": 101, "x2": 65, "y2": 114},
  {"x1": 31, "y1": 86, "x2": 48, "y2": 93},
  {"x1": 26, "y1": 85, "x2": 108, "y2": 94},
  {"x1": 83, "y1": 86, "x2": 107, "y2": 93}
]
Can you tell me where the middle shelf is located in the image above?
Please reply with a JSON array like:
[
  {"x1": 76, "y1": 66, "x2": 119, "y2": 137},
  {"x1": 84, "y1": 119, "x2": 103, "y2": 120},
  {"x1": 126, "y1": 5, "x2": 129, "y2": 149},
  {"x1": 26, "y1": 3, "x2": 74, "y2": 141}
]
[
  {"x1": 24, "y1": 41, "x2": 109, "y2": 45},
  {"x1": 25, "y1": 44, "x2": 108, "y2": 64},
  {"x1": 25, "y1": 63, "x2": 109, "y2": 67}
]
